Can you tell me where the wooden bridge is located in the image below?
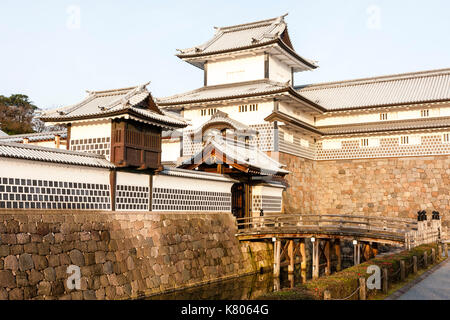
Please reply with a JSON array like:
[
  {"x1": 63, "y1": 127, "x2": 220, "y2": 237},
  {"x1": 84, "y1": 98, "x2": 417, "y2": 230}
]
[{"x1": 235, "y1": 214, "x2": 444, "y2": 279}]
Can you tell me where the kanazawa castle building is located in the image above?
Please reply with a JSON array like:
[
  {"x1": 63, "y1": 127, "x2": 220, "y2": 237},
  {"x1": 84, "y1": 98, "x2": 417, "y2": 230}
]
[
  {"x1": 157, "y1": 15, "x2": 450, "y2": 223},
  {"x1": 1, "y1": 14, "x2": 448, "y2": 226}
]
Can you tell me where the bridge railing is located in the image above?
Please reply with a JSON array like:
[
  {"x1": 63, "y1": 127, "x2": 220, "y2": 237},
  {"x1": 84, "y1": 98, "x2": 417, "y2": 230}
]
[{"x1": 236, "y1": 214, "x2": 418, "y2": 241}]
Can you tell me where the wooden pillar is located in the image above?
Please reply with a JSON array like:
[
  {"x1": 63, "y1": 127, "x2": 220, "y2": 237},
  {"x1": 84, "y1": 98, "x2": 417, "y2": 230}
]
[
  {"x1": 413, "y1": 256, "x2": 418, "y2": 273},
  {"x1": 55, "y1": 135, "x2": 61, "y2": 148},
  {"x1": 359, "y1": 277, "x2": 366, "y2": 300},
  {"x1": 288, "y1": 274, "x2": 294, "y2": 289},
  {"x1": 354, "y1": 241, "x2": 361, "y2": 265},
  {"x1": 312, "y1": 239, "x2": 320, "y2": 279},
  {"x1": 109, "y1": 170, "x2": 117, "y2": 211},
  {"x1": 66, "y1": 124, "x2": 71, "y2": 150},
  {"x1": 273, "y1": 277, "x2": 280, "y2": 292},
  {"x1": 400, "y1": 260, "x2": 406, "y2": 281},
  {"x1": 288, "y1": 239, "x2": 294, "y2": 274},
  {"x1": 300, "y1": 239, "x2": 307, "y2": 283},
  {"x1": 444, "y1": 243, "x2": 448, "y2": 257},
  {"x1": 324, "y1": 240, "x2": 331, "y2": 275},
  {"x1": 148, "y1": 174, "x2": 153, "y2": 211},
  {"x1": 431, "y1": 248, "x2": 436, "y2": 264},
  {"x1": 382, "y1": 268, "x2": 388, "y2": 294},
  {"x1": 334, "y1": 239, "x2": 341, "y2": 272},
  {"x1": 273, "y1": 239, "x2": 281, "y2": 278},
  {"x1": 423, "y1": 251, "x2": 428, "y2": 268}
]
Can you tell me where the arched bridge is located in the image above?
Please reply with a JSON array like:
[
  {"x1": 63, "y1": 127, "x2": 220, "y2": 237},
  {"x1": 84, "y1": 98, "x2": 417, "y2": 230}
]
[
  {"x1": 235, "y1": 214, "x2": 443, "y2": 279},
  {"x1": 236, "y1": 214, "x2": 419, "y2": 245}
]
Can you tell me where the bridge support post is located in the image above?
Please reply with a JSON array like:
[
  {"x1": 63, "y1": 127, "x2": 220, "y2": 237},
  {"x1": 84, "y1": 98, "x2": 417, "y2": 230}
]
[
  {"x1": 300, "y1": 239, "x2": 307, "y2": 282},
  {"x1": 353, "y1": 241, "x2": 361, "y2": 265},
  {"x1": 359, "y1": 277, "x2": 366, "y2": 300},
  {"x1": 382, "y1": 268, "x2": 388, "y2": 294},
  {"x1": 324, "y1": 240, "x2": 331, "y2": 275},
  {"x1": 423, "y1": 251, "x2": 428, "y2": 268},
  {"x1": 400, "y1": 260, "x2": 406, "y2": 281},
  {"x1": 288, "y1": 239, "x2": 294, "y2": 274},
  {"x1": 334, "y1": 239, "x2": 341, "y2": 272},
  {"x1": 312, "y1": 238, "x2": 320, "y2": 279},
  {"x1": 273, "y1": 238, "x2": 281, "y2": 278}
]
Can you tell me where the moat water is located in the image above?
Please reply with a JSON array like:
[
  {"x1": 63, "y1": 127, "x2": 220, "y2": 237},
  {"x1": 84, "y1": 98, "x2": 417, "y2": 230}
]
[{"x1": 148, "y1": 260, "x2": 354, "y2": 300}]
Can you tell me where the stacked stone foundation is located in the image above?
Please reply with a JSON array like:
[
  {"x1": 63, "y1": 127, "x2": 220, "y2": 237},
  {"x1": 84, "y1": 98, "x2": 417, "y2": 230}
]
[{"x1": 0, "y1": 210, "x2": 272, "y2": 300}]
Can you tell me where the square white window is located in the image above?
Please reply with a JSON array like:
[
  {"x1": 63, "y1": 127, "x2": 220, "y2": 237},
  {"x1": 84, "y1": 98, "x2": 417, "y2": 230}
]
[
  {"x1": 380, "y1": 113, "x2": 388, "y2": 120},
  {"x1": 443, "y1": 133, "x2": 449, "y2": 143},
  {"x1": 283, "y1": 132, "x2": 294, "y2": 143},
  {"x1": 300, "y1": 139, "x2": 309, "y2": 148}
]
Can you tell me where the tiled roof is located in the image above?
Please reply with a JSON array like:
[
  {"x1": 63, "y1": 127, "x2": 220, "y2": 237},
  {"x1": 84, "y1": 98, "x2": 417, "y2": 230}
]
[
  {"x1": 297, "y1": 68, "x2": 450, "y2": 110},
  {"x1": 160, "y1": 166, "x2": 237, "y2": 183},
  {"x1": 176, "y1": 15, "x2": 317, "y2": 69},
  {"x1": 319, "y1": 116, "x2": 450, "y2": 135},
  {"x1": 0, "y1": 129, "x2": 7, "y2": 137},
  {"x1": 182, "y1": 136, "x2": 289, "y2": 175},
  {"x1": 0, "y1": 130, "x2": 67, "y2": 143},
  {"x1": 40, "y1": 83, "x2": 187, "y2": 129},
  {"x1": 0, "y1": 141, "x2": 114, "y2": 168},
  {"x1": 158, "y1": 79, "x2": 290, "y2": 106}
]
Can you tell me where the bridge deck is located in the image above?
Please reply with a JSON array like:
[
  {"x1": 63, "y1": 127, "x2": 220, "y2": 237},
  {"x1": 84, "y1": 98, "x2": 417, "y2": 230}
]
[{"x1": 235, "y1": 214, "x2": 418, "y2": 245}]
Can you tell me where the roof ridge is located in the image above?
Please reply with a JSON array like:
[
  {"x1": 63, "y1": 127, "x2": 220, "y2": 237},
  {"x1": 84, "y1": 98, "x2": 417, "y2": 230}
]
[
  {"x1": 216, "y1": 14, "x2": 287, "y2": 32},
  {"x1": 87, "y1": 82, "x2": 150, "y2": 95},
  {"x1": 0, "y1": 140, "x2": 106, "y2": 159},
  {"x1": 297, "y1": 67, "x2": 450, "y2": 91},
  {"x1": 0, "y1": 130, "x2": 67, "y2": 140}
]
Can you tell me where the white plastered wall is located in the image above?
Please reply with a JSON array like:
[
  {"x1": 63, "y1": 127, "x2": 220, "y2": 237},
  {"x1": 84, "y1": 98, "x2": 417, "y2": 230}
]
[
  {"x1": 153, "y1": 174, "x2": 233, "y2": 193},
  {"x1": 161, "y1": 139, "x2": 181, "y2": 162},
  {"x1": 278, "y1": 101, "x2": 315, "y2": 125},
  {"x1": 207, "y1": 54, "x2": 265, "y2": 86},
  {"x1": 316, "y1": 105, "x2": 450, "y2": 127},
  {"x1": 0, "y1": 157, "x2": 109, "y2": 183},
  {"x1": 269, "y1": 55, "x2": 291, "y2": 83},
  {"x1": 70, "y1": 120, "x2": 111, "y2": 140}
]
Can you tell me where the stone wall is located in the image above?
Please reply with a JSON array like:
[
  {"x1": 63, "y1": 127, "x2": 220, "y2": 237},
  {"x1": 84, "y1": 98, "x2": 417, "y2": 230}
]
[
  {"x1": 280, "y1": 152, "x2": 450, "y2": 227},
  {"x1": 0, "y1": 210, "x2": 272, "y2": 300}
]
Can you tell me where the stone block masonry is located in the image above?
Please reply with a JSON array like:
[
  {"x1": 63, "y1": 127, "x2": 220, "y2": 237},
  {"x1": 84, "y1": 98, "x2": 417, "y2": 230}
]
[
  {"x1": 279, "y1": 152, "x2": 450, "y2": 228},
  {"x1": 0, "y1": 210, "x2": 272, "y2": 300}
]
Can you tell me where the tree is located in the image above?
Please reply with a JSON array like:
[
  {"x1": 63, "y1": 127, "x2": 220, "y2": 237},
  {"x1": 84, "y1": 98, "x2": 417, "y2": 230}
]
[
  {"x1": 0, "y1": 94, "x2": 63, "y2": 135},
  {"x1": 0, "y1": 94, "x2": 37, "y2": 135}
]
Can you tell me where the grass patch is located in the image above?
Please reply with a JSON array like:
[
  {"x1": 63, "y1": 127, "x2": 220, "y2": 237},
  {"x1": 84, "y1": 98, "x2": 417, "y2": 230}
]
[{"x1": 257, "y1": 243, "x2": 445, "y2": 300}]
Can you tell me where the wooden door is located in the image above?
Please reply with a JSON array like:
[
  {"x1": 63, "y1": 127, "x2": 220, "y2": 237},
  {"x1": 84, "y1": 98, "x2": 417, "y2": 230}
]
[{"x1": 231, "y1": 183, "x2": 245, "y2": 220}]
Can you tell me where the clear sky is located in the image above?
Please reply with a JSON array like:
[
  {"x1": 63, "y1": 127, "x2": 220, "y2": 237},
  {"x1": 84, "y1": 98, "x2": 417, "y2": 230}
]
[{"x1": 0, "y1": 0, "x2": 449, "y2": 109}]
